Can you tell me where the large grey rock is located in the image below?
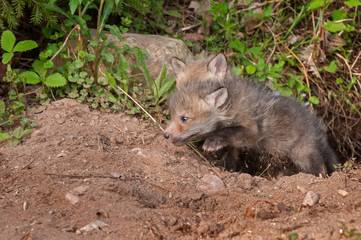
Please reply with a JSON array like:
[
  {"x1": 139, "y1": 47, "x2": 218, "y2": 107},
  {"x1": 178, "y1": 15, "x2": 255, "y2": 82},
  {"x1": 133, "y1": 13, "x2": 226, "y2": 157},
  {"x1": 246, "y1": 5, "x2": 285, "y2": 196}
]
[{"x1": 92, "y1": 30, "x2": 192, "y2": 80}]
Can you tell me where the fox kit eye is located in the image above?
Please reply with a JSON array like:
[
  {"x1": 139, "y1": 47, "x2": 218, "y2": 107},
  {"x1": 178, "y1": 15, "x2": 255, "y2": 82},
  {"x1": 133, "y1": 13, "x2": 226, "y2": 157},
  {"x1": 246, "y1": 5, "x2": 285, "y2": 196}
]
[{"x1": 180, "y1": 116, "x2": 189, "y2": 123}]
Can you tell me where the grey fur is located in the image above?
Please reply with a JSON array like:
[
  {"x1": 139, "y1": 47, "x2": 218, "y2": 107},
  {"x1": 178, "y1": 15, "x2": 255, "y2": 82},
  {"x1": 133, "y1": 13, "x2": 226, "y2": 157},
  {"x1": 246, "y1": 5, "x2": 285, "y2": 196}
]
[{"x1": 165, "y1": 78, "x2": 338, "y2": 176}]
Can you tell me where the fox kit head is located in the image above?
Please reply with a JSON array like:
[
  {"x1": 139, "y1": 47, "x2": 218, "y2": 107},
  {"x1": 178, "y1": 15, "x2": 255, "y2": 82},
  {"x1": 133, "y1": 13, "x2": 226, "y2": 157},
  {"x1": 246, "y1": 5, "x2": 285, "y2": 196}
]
[
  {"x1": 164, "y1": 81, "x2": 230, "y2": 146},
  {"x1": 171, "y1": 53, "x2": 228, "y2": 89}
]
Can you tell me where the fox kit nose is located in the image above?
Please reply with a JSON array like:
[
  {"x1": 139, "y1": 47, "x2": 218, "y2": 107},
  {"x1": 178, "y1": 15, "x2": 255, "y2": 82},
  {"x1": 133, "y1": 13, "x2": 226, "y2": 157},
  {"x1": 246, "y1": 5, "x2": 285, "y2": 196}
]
[{"x1": 163, "y1": 132, "x2": 169, "y2": 139}]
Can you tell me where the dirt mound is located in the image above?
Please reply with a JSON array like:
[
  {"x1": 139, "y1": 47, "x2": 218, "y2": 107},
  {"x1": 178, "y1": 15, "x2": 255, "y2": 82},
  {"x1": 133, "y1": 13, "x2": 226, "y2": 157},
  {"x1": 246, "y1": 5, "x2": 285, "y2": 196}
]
[{"x1": 1, "y1": 99, "x2": 360, "y2": 239}]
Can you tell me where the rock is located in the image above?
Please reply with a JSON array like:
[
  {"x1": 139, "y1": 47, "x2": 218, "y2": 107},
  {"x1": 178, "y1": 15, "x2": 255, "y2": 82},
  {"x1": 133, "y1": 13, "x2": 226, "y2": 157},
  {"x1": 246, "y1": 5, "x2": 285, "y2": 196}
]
[
  {"x1": 337, "y1": 189, "x2": 349, "y2": 197},
  {"x1": 114, "y1": 33, "x2": 192, "y2": 79},
  {"x1": 65, "y1": 192, "x2": 80, "y2": 205},
  {"x1": 64, "y1": 30, "x2": 192, "y2": 81},
  {"x1": 162, "y1": 216, "x2": 178, "y2": 226},
  {"x1": 196, "y1": 174, "x2": 225, "y2": 194},
  {"x1": 71, "y1": 186, "x2": 89, "y2": 196},
  {"x1": 297, "y1": 185, "x2": 307, "y2": 194},
  {"x1": 237, "y1": 173, "x2": 253, "y2": 190},
  {"x1": 23, "y1": 201, "x2": 29, "y2": 211},
  {"x1": 302, "y1": 191, "x2": 319, "y2": 207},
  {"x1": 79, "y1": 220, "x2": 108, "y2": 232},
  {"x1": 110, "y1": 172, "x2": 123, "y2": 178}
]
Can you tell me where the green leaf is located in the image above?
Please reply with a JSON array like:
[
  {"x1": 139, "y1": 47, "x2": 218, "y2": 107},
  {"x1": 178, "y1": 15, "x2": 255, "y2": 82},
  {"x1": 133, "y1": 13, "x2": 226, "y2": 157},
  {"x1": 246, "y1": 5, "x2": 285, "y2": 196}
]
[
  {"x1": 44, "y1": 73, "x2": 67, "y2": 87},
  {"x1": 86, "y1": 53, "x2": 95, "y2": 62},
  {"x1": 245, "y1": 47, "x2": 262, "y2": 58},
  {"x1": 105, "y1": 24, "x2": 123, "y2": 40},
  {"x1": 108, "y1": 94, "x2": 117, "y2": 103},
  {"x1": 345, "y1": 0, "x2": 361, "y2": 6},
  {"x1": 1, "y1": 30, "x2": 15, "y2": 52},
  {"x1": 246, "y1": 65, "x2": 256, "y2": 74},
  {"x1": 73, "y1": 15, "x2": 91, "y2": 39},
  {"x1": 103, "y1": 52, "x2": 114, "y2": 63},
  {"x1": 336, "y1": 78, "x2": 343, "y2": 84},
  {"x1": 133, "y1": 47, "x2": 151, "y2": 87},
  {"x1": 332, "y1": 10, "x2": 347, "y2": 21},
  {"x1": 165, "y1": 10, "x2": 182, "y2": 18},
  {"x1": 288, "y1": 233, "x2": 299, "y2": 239},
  {"x1": 324, "y1": 61, "x2": 338, "y2": 73},
  {"x1": 308, "y1": 0, "x2": 331, "y2": 10},
  {"x1": 17, "y1": 129, "x2": 33, "y2": 140},
  {"x1": 44, "y1": 60, "x2": 54, "y2": 69},
  {"x1": 153, "y1": 64, "x2": 167, "y2": 97},
  {"x1": 99, "y1": 0, "x2": 115, "y2": 35},
  {"x1": 13, "y1": 40, "x2": 38, "y2": 52},
  {"x1": 2, "y1": 52, "x2": 14, "y2": 64},
  {"x1": 229, "y1": 39, "x2": 245, "y2": 53},
  {"x1": 288, "y1": 78, "x2": 295, "y2": 88},
  {"x1": 0, "y1": 133, "x2": 9, "y2": 140},
  {"x1": 105, "y1": 71, "x2": 116, "y2": 88},
  {"x1": 69, "y1": 0, "x2": 82, "y2": 15},
  {"x1": 322, "y1": 20, "x2": 347, "y2": 32},
  {"x1": 308, "y1": 96, "x2": 320, "y2": 105},
  {"x1": 0, "y1": 100, "x2": 5, "y2": 115},
  {"x1": 20, "y1": 71, "x2": 40, "y2": 84}
]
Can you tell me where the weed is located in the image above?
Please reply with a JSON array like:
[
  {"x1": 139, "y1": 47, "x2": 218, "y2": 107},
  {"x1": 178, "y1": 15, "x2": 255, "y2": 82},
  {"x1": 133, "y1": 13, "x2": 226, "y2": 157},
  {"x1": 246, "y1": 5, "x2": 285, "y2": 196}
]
[
  {"x1": 0, "y1": 30, "x2": 39, "y2": 145},
  {"x1": 340, "y1": 221, "x2": 361, "y2": 239}
]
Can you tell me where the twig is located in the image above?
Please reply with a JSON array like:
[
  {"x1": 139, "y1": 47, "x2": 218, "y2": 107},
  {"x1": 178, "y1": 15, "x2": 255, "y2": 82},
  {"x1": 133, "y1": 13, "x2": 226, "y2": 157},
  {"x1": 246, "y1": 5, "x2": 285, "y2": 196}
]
[
  {"x1": 114, "y1": 86, "x2": 164, "y2": 131},
  {"x1": 265, "y1": 25, "x2": 277, "y2": 65},
  {"x1": 22, "y1": 158, "x2": 36, "y2": 170},
  {"x1": 180, "y1": 23, "x2": 202, "y2": 32},
  {"x1": 335, "y1": 52, "x2": 358, "y2": 93},
  {"x1": 237, "y1": 1, "x2": 281, "y2": 13},
  {"x1": 258, "y1": 164, "x2": 271, "y2": 177},
  {"x1": 50, "y1": 25, "x2": 81, "y2": 61},
  {"x1": 351, "y1": 50, "x2": 361, "y2": 70},
  {"x1": 44, "y1": 173, "x2": 122, "y2": 180},
  {"x1": 276, "y1": 35, "x2": 313, "y2": 110}
]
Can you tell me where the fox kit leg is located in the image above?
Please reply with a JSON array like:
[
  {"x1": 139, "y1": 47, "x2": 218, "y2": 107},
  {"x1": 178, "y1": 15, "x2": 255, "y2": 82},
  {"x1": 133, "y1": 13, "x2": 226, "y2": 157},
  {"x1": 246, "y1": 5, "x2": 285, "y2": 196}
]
[{"x1": 202, "y1": 125, "x2": 260, "y2": 152}]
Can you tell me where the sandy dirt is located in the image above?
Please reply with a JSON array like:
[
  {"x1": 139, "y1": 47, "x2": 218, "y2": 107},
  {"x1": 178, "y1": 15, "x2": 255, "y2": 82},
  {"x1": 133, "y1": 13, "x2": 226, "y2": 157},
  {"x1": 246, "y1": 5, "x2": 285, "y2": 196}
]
[{"x1": 1, "y1": 99, "x2": 360, "y2": 240}]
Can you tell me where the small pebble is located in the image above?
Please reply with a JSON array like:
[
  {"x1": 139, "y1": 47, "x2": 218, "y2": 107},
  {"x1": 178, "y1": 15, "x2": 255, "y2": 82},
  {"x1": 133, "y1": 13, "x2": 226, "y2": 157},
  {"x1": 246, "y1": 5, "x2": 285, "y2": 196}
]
[
  {"x1": 302, "y1": 191, "x2": 319, "y2": 207},
  {"x1": 297, "y1": 185, "x2": 307, "y2": 194},
  {"x1": 66, "y1": 192, "x2": 80, "y2": 205},
  {"x1": 71, "y1": 186, "x2": 89, "y2": 196},
  {"x1": 196, "y1": 174, "x2": 225, "y2": 194},
  {"x1": 48, "y1": 210, "x2": 54, "y2": 215},
  {"x1": 23, "y1": 201, "x2": 29, "y2": 211},
  {"x1": 338, "y1": 189, "x2": 349, "y2": 197}
]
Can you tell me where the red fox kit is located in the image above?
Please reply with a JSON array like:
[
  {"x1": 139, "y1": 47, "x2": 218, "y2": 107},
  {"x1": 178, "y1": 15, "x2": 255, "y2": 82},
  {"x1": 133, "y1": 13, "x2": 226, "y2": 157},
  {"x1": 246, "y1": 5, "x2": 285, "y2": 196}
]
[{"x1": 164, "y1": 54, "x2": 338, "y2": 176}]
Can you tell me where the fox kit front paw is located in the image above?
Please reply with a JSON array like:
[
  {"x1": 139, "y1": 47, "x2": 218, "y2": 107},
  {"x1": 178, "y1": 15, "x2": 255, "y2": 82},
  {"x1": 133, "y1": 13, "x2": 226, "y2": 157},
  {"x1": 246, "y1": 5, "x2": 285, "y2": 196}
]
[{"x1": 202, "y1": 136, "x2": 227, "y2": 152}]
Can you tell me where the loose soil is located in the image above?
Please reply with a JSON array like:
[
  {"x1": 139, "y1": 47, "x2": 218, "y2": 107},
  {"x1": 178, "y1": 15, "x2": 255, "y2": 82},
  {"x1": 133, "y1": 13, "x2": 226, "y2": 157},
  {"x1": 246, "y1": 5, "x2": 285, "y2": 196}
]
[{"x1": 1, "y1": 99, "x2": 360, "y2": 239}]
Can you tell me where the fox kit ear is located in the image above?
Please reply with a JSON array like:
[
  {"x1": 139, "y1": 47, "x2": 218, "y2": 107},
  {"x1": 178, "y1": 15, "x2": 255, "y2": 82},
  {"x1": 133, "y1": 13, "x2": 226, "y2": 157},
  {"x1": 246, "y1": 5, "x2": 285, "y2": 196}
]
[
  {"x1": 171, "y1": 57, "x2": 186, "y2": 78},
  {"x1": 205, "y1": 87, "x2": 228, "y2": 108},
  {"x1": 207, "y1": 53, "x2": 227, "y2": 80}
]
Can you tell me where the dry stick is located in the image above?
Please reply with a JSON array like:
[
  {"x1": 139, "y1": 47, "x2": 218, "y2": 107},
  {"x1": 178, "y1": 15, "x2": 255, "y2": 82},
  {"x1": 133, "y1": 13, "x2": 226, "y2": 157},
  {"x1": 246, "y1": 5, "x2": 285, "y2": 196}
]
[
  {"x1": 335, "y1": 52, "x2": 359, "y2": 94},
  {"x1": 44, "y1": 173, "x2": 122, "y2": 179},
  {"x1": 258, "y1": 164, "x2": 271, "y2": 178},
  {"x1": 50, "y1": 25, "x2": 81, "y2": 61},
  {"x1": 265, "y1": 25, "x2": 277, "y2": 65},
  {"x1": 227, "y1": 0, "x2": 235, "y2": 22},
  {"x1": 236, "y1": 0, "x2": 281, "y2": 13},
  {"x1": 276, "y1": 36, "x2": 313, "y2": 110},
  {"x1": 351, "y1": 50, "x2": 361, "y2": 70},
  {"x1": 180, "y1": 22, "x2": 202, "y2": 32},
  {"x1": 114, "y1": 86, "x2": 209, "y2": 162},
  {"x1": 115, "y1": 86, "x2": 164, "y2": 131}
]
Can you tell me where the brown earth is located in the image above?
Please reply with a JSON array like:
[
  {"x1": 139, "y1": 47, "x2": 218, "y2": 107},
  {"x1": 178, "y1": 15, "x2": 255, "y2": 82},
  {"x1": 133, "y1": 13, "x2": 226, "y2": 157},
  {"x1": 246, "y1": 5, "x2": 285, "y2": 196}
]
[{"x1": 1, "y1": 99, "x2": 360, "y2": 240}]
